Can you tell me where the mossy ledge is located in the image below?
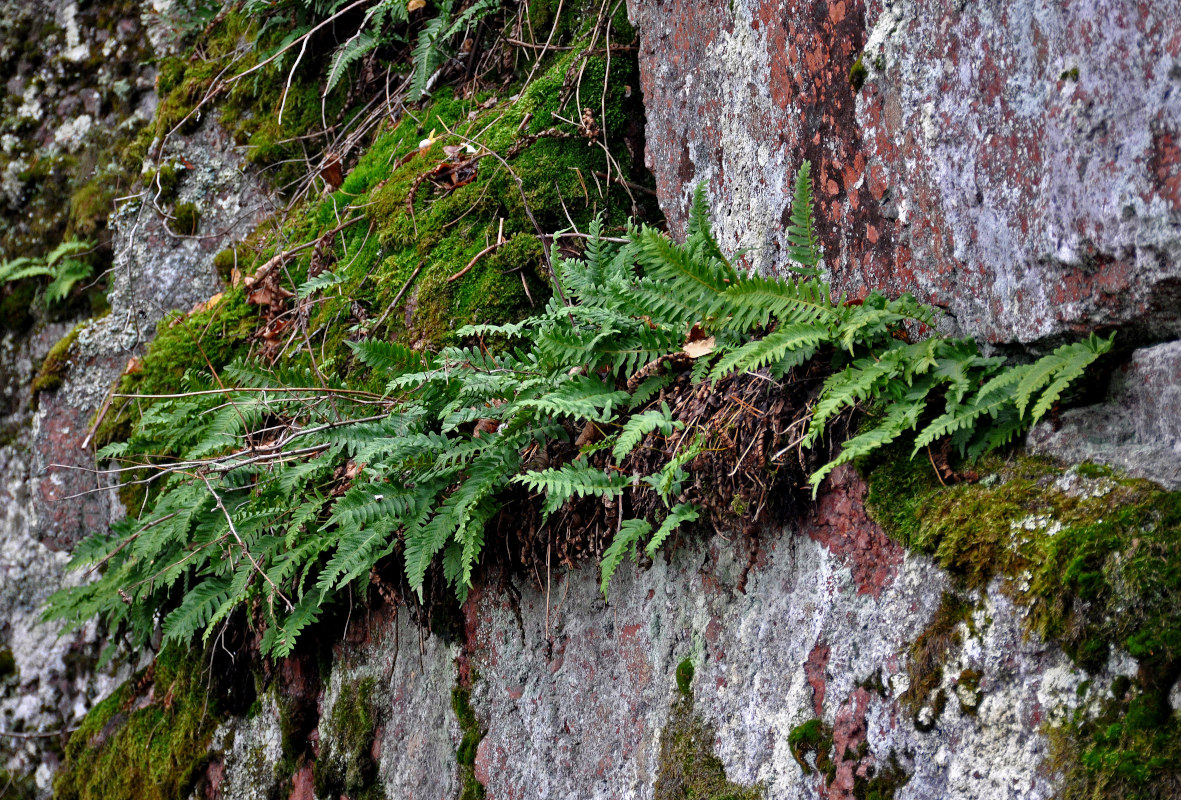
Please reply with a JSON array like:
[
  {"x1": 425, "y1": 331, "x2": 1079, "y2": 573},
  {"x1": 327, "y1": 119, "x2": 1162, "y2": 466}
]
[{"x1": 864, "y1": 450, "x2": 1181, "y2": 798}]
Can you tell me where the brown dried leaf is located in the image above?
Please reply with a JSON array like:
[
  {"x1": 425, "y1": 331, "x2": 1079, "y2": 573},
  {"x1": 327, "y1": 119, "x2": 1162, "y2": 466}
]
[{"x1": 683, "y1": 336, "x2": 716, "y2": 359}]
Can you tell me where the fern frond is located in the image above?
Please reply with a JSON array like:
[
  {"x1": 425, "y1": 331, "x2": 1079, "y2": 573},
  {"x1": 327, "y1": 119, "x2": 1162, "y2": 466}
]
[
  {"x1": 613, "y1": 403, "x2": 681, "y2": 462},
  {"x1": 644, "y1": 502, "x2": 699, "y2": 557},
  {"x1": 709, "y1": 324, "x2": 827, "y2": 380},
  {"x1": 514, "y1": 461, "x2": 630, "y2": 513},
  {"x1": 713, "y1": 274, "x2": 836, "y2": 333},
  {"x1": 599, "y1": 518, "x2": 651, "y2": 597},
  {"x1": 786, "y1": 161, "x2": 822, "y2": 274}
]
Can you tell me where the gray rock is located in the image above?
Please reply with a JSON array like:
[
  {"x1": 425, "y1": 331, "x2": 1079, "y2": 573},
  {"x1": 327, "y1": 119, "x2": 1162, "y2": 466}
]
[{"x1": 1028, "y1": 338, "x2": 1181, "y2": 487}]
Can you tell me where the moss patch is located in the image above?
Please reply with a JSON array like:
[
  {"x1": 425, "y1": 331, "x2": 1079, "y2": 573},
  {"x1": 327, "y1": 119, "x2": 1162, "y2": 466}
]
[
  {"x1": 314, "y1": 676, "x2": 383, "y2": 800},
  {"x1": 54, "y1": 646, "x2": 222, "y2": 800},
  {"x1": 864, "y1": 453, "x2": 1181, "y2": 796},
  {"x1": 654, "y1": 659, "x2": 762, "y2": 800},
  {"x1": 31, "y1": 324, "x2": 82, "y2": 398},
  {"x1": 452, "y1": 686, "x2": 485, "y2": 800},
  {"x1": 901, "y1": 591, "x2": 972, "y2": 721},
  {"x1": 787, "y1": 718, "x2": 832, "y2": 777},
  {"x1": 168, "y1": 202, "x2": 201, "y2": 236}
]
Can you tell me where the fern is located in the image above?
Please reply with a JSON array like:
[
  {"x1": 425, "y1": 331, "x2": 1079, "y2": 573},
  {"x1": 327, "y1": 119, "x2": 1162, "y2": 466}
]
[
  {"x1": 599, "y1": 518, "x2": 651, "y2": 596},
  {"x1": 785, "y1": 160, "x2": 822, "y2": 276},
  {"x1": 49, "y1": 162, "x2": 1114, "y2": 658},
  {"x1": 514, "y1": 462, "x2": 631, "y2": 514},
  {"x1": 613, "y1": 403, "x2": 681, "y2": 462}
]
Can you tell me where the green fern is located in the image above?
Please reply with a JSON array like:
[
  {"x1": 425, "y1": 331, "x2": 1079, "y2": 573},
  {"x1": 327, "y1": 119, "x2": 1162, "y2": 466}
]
[
  {"x1": 47, "y1": 162, "x2": 1114, "y2": 658},
  {"x1": 785, "y1": 161, "x2": 822, "y2": 276}
]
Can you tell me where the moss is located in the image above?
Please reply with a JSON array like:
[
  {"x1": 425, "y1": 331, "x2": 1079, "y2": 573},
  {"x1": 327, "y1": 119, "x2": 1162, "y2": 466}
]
[
  {"x1": 212, "y1": 245, "x2": 244, "y2": 283},
  {"x1": 655, "y1": 661, "x2": 762, "y2": 800},
  {"x1": 313, "y1": 677, "x2": 383, "y2": 800},
  {"x1": 149, "y1": 162, "x2": 183, "y2": 203},
  {"x1": 849, "y1": 56, "x2": 868, "y2": 91},
  {"x1": 864, "y1": 452, "x2": 1181, "y2": 794},
  {"x1": 1060, "y1": 66, "x2": 1080, "y2": 81},
  {"x1": 852, "y1": 751, "x2": 910, "y2": 800},
  {"x1": 53, "y1": 646, "x2": 222, "y2": 800},
  {"x1": 68, "y1": 179, "x2": 114, "y2": 239},
  {"x1": 787, "y1": 719, "x2": 833, "y2": 777},
  {"x1": 169, "y1": 201, "x2": 201, "y2": 236},
  {"x1": 902, "y1": 591, "x2": 972, "y2": 719},
  {"x1": 675, "y1": 658, "x2": 695, "y2": 697},
  {"x1": 955, "y1": 668, "x2": 983, "y2": 716},
  {"x1": 0, "y1": 647, "x2": 17, "y2": 681},
  {"x1": 861, "y1": 445, "x2": 942, "y2": 547},
  {"x1": 0, "y1": 280, "x2": 39, "y2": 335},
  {"x1": 0, "y1": 768, "x2": 36, "y2": 800},
  {"x1": 31, "y1": 324, "x2": 82, "y2": 398},
  {"x1": 452, "y1": 686, "x2": 485, "y2": 800}
]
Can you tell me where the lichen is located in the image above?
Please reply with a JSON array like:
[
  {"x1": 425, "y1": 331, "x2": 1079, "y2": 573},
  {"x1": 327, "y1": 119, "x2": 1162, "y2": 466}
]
[{"x1": 654, "y1": 658, "x2": 762, "y2": 800}]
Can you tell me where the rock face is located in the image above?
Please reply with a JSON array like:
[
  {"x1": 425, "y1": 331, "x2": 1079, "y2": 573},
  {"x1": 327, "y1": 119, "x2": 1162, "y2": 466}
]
[
  {"x1": 2, "y1": 0, "x2": 1180, "y2": 798},
  {"x1": 628, "y1": 0, "x2": 1181, "y2": 345},
  {"x1": 213, "y1": 467, "x2": 1125, "y2": 800},
  {"x1": 1029, "y1": 338, "x2": 1181, "y2": 487},
  {"x1": 30, "y1": 117, "x2": 272, "y2": 549}
]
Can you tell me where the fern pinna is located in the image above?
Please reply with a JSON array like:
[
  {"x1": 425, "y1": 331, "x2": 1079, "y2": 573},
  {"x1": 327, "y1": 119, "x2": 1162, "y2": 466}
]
[{"x1": 46, "y1": 163, "x2": 1111, "y2": 659}]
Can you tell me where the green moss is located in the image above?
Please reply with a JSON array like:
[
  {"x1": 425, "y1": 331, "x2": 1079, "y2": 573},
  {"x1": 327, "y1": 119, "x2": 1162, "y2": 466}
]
[
  {"x1": 1060, "y1": 66, "x2": 1080, "y2": 82},
  {"x1": 864, "y1": 453, "x2": 1181, "y2": 794},
  {"x1": 169, "y1": 202, "x2": 201, "y2": 236},
  {"x1": 861, "y1": 446, "x2": 942, "y2": 547},
  {"x1": 211, "y1": 245, "x2": 244, "y2": 283},
  {"x1": 68, "y1": 179, "x2": 114, "y2": 239},
  {"x1": 675, "y1": 658, "x2": 695, "y2": 697},
  {"x1": 902, "y1": 591, "x2": 972, "y2": 720},
  {"x1": 54, "y1": 646, "x2": 221, "y2": 800},
  {"x1": 314, "y1": 676, "x2": 383, "y2": 800},
  {"x1": 0, "y1": 280, "x2": 39, "y2": 335},
  {"x1": 849, "y1": 56, "x2": 868, "y2": 91},
  {"x1": 0, "y1": 768, "x2": 36, "y2": 800},
  {"x1": 149, "y1": 162, "x2": 183, "y2": 203},
  {"x1": 655, "y1": 664, "x2": 762, "y2": 800},
  {"x1": 31, "y1": 324, "x2": 82, "y2": 398},
  {"x1": 787, "y1": 719, "x2": 832, "y2": 777},
  {"x1": 452, "y1": 686, "x2": 485, "y2": 800},
  {"x1": 852, "y1": 751, "x2": 910, "y2": 800},
  {"x1": 0, "y1": 647, "x2": 17, "y2": 681}
]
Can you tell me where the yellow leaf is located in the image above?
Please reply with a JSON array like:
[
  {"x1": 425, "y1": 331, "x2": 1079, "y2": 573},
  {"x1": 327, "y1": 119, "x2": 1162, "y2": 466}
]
[{"x1": 408, "y1": 0, "x2": 426, "y2": 11}]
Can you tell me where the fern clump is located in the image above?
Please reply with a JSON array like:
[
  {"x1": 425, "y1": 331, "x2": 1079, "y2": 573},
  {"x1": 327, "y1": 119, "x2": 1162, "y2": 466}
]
[{"x1": 47, "y1": 163, "x2": 1111, "y2": 659}]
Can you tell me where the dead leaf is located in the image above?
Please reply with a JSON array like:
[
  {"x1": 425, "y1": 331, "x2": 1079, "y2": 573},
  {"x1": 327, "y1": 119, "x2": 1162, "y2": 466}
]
[
  {"x1": 683, "y1": 336, "x2": 716, "y2": 359},
  {"x1": 407, "y1": 0, "x2": 425, "y2": 10},
  {"x1": 320, "y1": 153, "x2": 343, "y2": 190}
]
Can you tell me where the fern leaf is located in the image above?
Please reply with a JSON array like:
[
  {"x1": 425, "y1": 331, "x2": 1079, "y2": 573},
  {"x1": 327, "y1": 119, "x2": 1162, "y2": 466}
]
[
  {"x1": 514, "y1": 461, "x2": 630, "y2": 513},
  {"x1": 644, "y1": 502, "x2": 699, "y2": 557},
  {"x1": 786, "y1": 161, "x2": 822, "y2": 274},
  {"x1": 520, "y1": 375, "x2": 630, "y2": 422},
  {"x1": 613, "y1": 403, "x2": 681, "y2": 462},
  {"x1": 709, "y1": 324, "x2": 827, "y2": 380},
  {"x1": 600, "y1": 518, "x2": 651, "y2": 597}
]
